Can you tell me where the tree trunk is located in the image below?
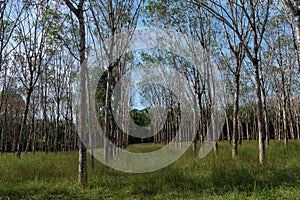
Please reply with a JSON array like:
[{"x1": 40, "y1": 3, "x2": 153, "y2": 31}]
[
  {"x1": 65, "y1": 0, "x2": 88, "y2": 186},
  {"x1": 88, "y1": 88, "x2": 95, "y2": 169},
  {"x1": 225, "y1": 112, "x2": 231, "y2": 144},
  {"x1": 283, "y1": 95, "x2": 288, "y2": 148},
  {"x1": 54, "y1": 98, "x2": 60, "y2": 153},
  {"x1": 253, "y1": 59, "x2": 265, "y2": 164},
  {"x1": 262, "y1": 88, "x2": 269, "y2": 147},
  {"x1": 295, "y1": 14, "x2": 300, "y2": 77},
  {"x1": 246, "y1": 117, "x2": 250, "y2": 140},
  {"x1": 232, "y1": 74, "x2": 239, "y2": 158},
  {"x1": 0, "y1": 93, "x2": 8, "y2": 154},
  {"x1": 16, "y1": 89, "x2": 33, "y2": 158},
  {"x1": 287, "y1": 91, "x2": 295, "y2": 140},
  {"x1": 78, "y1": 8, "x2": 88, "y2": 187},
  {"x1": 238, "y1": 116, "x2": 242, "y2": 145},
  {"x1": 104, "y1": 68, "x2": 112, "y2": 164}
]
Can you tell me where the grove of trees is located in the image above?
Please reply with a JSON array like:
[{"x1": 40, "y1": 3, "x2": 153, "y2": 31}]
[{"x1": 0, "y1": 0, "x2": 299, "y2": 185}]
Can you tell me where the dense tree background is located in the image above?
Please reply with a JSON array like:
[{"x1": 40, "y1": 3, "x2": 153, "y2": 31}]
[{"x1": 0, "y1": 0, "x2": 299, "y2": 185}]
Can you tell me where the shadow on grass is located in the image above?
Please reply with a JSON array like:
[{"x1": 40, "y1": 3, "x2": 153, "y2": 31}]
[{"x1": 212, "y1": 166, "x2": 299, "y2": 192}]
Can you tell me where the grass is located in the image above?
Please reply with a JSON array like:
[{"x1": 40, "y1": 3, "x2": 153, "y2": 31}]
[{"x1": 0, "y1": 140, "x2": 300, "y2": 199}]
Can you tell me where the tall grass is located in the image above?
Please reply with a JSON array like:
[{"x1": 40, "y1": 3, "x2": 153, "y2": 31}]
[{"x1": 0, "y1": 141, "x2": 300, "y2": 199}]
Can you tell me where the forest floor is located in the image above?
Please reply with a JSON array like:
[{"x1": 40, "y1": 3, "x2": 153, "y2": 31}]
[{"x1": 0, "y1": 141, "x2": 300, "y2": 199}]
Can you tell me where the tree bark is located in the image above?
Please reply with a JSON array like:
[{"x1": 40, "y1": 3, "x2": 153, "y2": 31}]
[
  {"x1": 65, "y1": 0, "x2": 88, "y2": 186},
  {"x1": 253, "y1": 59, "x2": 265, "y2": 163},
  {"x1": 16, "y1": 89, "x2": 33, "y2": 158},
  {"x1": 232, "y1": 74, "x2": 239, "y2": 158},
  {"x1": 104, "y1": 68, "x2": 112, "y2": 164},
  {"x1": 262, "y1": 87, "x2": 269, "y2": 147}
]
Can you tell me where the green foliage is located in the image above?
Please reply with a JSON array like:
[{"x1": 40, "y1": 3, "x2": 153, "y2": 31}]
[
  {"x1": 130, "y1": 108, "x2": 151, "y2": 127},
  {"x1": 143, "y1": 0, "x2": 188, "y2": 28},
  {"x1": 95, "y1": 70, "x2": 116, "y2": 127},
  {"x1": 1, "y1": 141, "x2": 300, "y2": 199}
]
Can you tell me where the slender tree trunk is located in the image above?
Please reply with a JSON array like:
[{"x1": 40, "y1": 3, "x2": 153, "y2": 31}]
[
  {"x1": 283, "y1": 94, "x2": 288, "y2": 148},
  {"x1": 253, "y1": 59, "x2": 265, "y2": 164},
  {"x1": 262, "y1": 89, "x2": 269, "y2": 147},
  {"x1": 65, "y1": 0, "x2": 88, "y2": 186},
  {"x1": 246, "y1": 117, "x2": 250, "y2": 140},
  {"x1": 88, "y1": 89, "x2": 95, "y2": 169},
  {"x1": 78, "y1": 9, "x2": 88, "y2": 187},
  {"x1": 287, "y1": 92, "x2": 295, "y2": 140},
  {"x1": 0, "y1": 95, "x2": 8, "y2": 154},
  {"x1": 225, "y1": 112, "x2": 231, "y2": 144},
  {"x1": 0, "y1": 128, "x2": 4, "y2": 154},
  {"x1": 238, "y1": 116, "x2": 242, "y2": 145},
  {"x1": 193, "y1": 91, "x2": 197, "y2": 151},
  {"x1": 104, "y1": 68, "x2": 112, "y2": 164},
  {"x1": 25, "y1": 114, "x2": 35, "y2": 153},
  {"x1": 277, "y1": 100, "x2": 282, "y2": 141},
  {"x1": 32, "y1": 125, "x2": 36, "y2": 155},
  {"x1": 54, "y1": 101, "x2": 60, "y2": 153},
  {"x1": 232, "y1": 74, "x2": 240, "y2": 158},
  {"x1": 296, "y1": 114, "x2": 300, "y2": 140},
  {"x1": 16, "y1": 89, "x2": 33, "y2": 158},
  {"x1": 295, "y1": 14, "x2": 300, "y2": 77}
]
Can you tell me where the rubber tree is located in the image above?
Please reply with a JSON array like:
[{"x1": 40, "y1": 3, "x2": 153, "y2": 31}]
[
  {"x1": 192, "y1": 0, "x2": 272, "y2": 163},
  {"x1": 64, "y1": 0, "x2": 88, "y2": 186}
]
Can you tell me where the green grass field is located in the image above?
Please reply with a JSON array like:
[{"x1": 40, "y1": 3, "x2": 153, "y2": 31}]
[{"x1": 0, "y1": 141, "x2": 300, "y2": 199}]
